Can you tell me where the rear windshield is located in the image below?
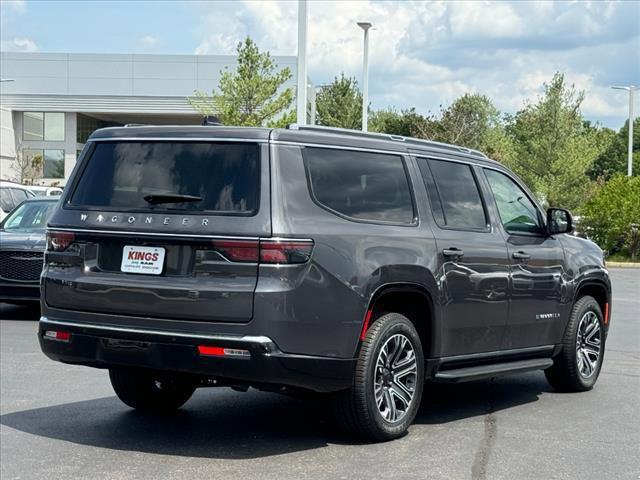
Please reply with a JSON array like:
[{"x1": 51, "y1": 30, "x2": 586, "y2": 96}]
[{"x1": 69, "y1": 142, "x2": 260, "y2": 215}]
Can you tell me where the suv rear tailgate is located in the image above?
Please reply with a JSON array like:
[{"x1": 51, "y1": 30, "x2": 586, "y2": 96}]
[{"x1": 45, "y1": 137, "x2": 271, "y2": 323}]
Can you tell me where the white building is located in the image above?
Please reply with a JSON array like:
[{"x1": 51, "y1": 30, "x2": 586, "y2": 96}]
[{"x1": 0, "y1": 52, "x2": 298, "y2": 186}]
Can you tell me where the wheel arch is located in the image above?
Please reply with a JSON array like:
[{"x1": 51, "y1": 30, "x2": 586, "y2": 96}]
[
  {"x1": 361, "y1": 283, "x2": 438, "y2": 358},
  {"x1": 574, "y1": 279, "x2": 610, "y2": 324}
]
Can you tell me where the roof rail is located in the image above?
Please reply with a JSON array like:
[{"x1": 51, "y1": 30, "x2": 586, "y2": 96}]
[{"x1": 287, "y1": 124, "x2": 488, "y2": 159}]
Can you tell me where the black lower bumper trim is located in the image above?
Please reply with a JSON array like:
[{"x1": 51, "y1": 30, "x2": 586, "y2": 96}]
[
  {"x1": 0, "y1": 283, "x2": 40, "y2": 302},
  {"x1": 38, "y1": 319, "x2": 355, "y2": 393}
]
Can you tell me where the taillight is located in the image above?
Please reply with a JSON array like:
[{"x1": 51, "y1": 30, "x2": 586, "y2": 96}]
[
  {"x1": 212, "y1": 240, "x2": 259, "y2": 262},
  {"x1": 211, "y1": 238, "x2": 314, "y2": 265},
  {"x1": 47, "y1": 231, "x2": 75, "y2": 252},
  {"x1": 259, "y1": 240, "x2": 314, "y2": 264}
]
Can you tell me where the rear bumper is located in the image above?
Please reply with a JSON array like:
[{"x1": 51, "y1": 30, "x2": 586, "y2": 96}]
[
  {"x1": 0, "y1": 282, "x2": 40, "y2": 302},
  {"x1": 38, "y1": 317, "x2": 355, "y2": 392}
]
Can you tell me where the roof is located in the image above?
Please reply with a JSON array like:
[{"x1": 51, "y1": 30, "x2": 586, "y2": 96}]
[
  {"x1": 88, "y1": 124, "x2": 497, "y2": 165},
  {"x1": 23, "y1": 196, "x2": 59, "y2": 203}
]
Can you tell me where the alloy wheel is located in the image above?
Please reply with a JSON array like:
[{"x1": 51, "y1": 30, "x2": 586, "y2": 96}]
[
  {"x1": 576, "y1": 311, "x2": 602, "y2": 378},
  {"x1": 374, "y1": 333, "x2": 418, "y2": 423}
]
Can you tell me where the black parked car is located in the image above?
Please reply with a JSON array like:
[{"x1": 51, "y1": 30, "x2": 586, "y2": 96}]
[
  {"x1": 39, "y1": 125, "x2": 611, "y2": 441},
  {"x1": 0, "y1": 197, "x2": 58, "y2": 303}
]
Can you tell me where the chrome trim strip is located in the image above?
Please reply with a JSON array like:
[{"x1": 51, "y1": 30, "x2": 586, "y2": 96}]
[
  {"x1": 39, "y1": 317, "x2": 278, "y2": 351},
  {"x1": 46, "y1": 227, "x2": 260, "y2": 240},
  {"x1": 87, "y1": 137, "x2": 267, "y2": 143},
  {"x1": 272, "y1": 140, "x2": 409, "y2": 156},
  {"x1": 47, "y1": 227, "x2": 315, "y2": 242},
  {"x1": 272, "y1": 139, "x2": 491, "y2": 161},
  {"x1": 46, "y1": 227, "x2": 314, "y2": 242}
]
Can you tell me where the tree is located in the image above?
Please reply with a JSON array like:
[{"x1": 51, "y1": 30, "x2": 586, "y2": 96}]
[
  {"x1": 315, "y1": 74, "x2": 363, "y2": 129},
  {"x1": 11, "y1": 146, "x2": 42, "y2": 184},
  {"x1": 188, "y1": 37, "x2": 294, "y2": 127},
  {"x1": 588, "y1": 118, "x2": 640, "y2": 180},
  {"x1": 504, "y1": 73, "x2": 604, "y2": 209},
  {"x1": 368, "y1": 107, "x2": 435, "y2": 137},
  {"x1": 580, "y1": 175, "x2": 640, "y2": 259},
  {"x1": 433, "y1": 94, "x2": 501, "y2": 151}
]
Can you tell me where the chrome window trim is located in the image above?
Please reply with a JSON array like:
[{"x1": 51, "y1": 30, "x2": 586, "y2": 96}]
[
  {"x1": 272, "y1": 140, "x2": 408, "y2": 156},
  {"x1": 86, "y1": 137, "x2": 268, "y2": 143}
]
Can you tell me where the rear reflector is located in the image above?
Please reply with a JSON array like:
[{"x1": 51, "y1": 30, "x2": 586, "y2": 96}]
[
  {"x1": 604, "y1": 303, "x2": 609, "y2": 325},
  {"x1": 198, "y1": 345, "x2": 251, "y2": 357},
  {"x1": 210, "y1": 238, "x2": 314, "y2": 265},
  {"x1": 44, "y1": 330, "x2": 71, "y2": 342},
  {"x1": 360, "y1": 309, "x2": 374, "y2": 341}
]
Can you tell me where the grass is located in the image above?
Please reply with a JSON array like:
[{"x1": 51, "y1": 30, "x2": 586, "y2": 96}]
[{"x1": 606, "y1": 253, "x2": 638, "y2": 263}]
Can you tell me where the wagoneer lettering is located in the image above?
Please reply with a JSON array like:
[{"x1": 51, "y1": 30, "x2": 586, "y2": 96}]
[{"x1": 40, "y1": 124, "x2": 612, "y2": 442}]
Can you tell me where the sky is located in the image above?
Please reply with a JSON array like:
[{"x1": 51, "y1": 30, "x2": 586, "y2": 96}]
[{"x1": 1, "y1": 0, "x2": 639, "y2": 129}]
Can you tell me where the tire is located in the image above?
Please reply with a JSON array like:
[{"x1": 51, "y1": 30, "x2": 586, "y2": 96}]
[
  {"x1": 334, "y1": 312, "x2": 424, "y2": 442},
  {"x1": 109, "y1": 368, "x2": 196, "y2": 411},
  {"x1": 545, "y1": 295, "x2": 605, "y2": 392}
]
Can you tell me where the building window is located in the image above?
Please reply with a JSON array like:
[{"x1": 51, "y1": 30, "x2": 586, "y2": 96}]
[
  {"x1": 22, "y1": 149, "x2": 44, "y2": 178},
  {"x1": 23, "y1": 112, "x2": 44, "y2": 141},
  {"x1": 77, "y1": 113, "x2": 120, "y2": 144},
  {"x1": 44, "y1": 149, "x2": 65, "y2": 178},
  {"x1": 23, "y1": 112, "x2": 65, "y2": 141},
  {"x1": 45, "y1": 112, "x2": 65, "y2": 141},
  {"x1": 20, "y1": 149, "x2": 65, "y2": 179}
]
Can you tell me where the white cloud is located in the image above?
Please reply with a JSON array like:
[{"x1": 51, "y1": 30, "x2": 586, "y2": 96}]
[
  {"x1": 2, "y1": 0, "x2": 26, "y2": 13},
  {"x1": 9, "y1": 37, "x2": 38, "y2": 52},
  {"x1": 140, "y1": 35, "x2": 159, "y2": 48},
  {"x1": 192, "y1": 0, "x2": 640, "y2": 128}
]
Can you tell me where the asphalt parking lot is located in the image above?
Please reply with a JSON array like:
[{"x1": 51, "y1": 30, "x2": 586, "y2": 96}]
[{"x1": 1, "y1": 268, "x2": 638, "y2": 480}]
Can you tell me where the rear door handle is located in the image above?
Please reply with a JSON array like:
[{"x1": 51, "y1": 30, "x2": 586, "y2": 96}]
[
  {"x1": 512, "y1": 251, "x2": 531, "y2": 260},
  {"x1": 443, "y1": 248, "x2": 464, "y2": 258}
]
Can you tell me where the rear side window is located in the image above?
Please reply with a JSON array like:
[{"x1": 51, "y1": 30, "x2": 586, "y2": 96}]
[
  {"x1": 423, "y1": 159, "x2": 487, "y2": 230},
  {"x1": 69, "y1": 142, "x2": 260, "y2": 215},
  {"x1": 0, "y1": 188, "x2": 14, "y2": 212},
  {"x1": 303, "y1": 147, "x2": 414, "y2": 224}
]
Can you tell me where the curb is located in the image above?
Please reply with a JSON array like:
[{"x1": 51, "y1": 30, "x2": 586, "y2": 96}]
[{"x1": 607, "y1": 261, "x2": 640, "y2": 269}]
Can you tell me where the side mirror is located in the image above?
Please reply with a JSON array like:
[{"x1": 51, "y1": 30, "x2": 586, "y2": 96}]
[{"x1": 547, "y1": 208, "x2": 573, "y2": 235}]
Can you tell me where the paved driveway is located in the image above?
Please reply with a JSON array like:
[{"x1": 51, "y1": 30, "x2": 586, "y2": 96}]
[{"x1": 1, "y1": 268, "x2": 638, "y2": 479}]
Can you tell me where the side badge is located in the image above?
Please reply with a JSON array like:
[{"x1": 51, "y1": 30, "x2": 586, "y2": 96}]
[{"x1": 80, "y1": 214, "x2": 87, "y2": 222}]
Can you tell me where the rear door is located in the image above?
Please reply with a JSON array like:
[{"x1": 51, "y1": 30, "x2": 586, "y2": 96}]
[
  {"x1": 481, "y1": 167, "x2": 568, "y2": 348},
  {"x1": 45, "y1": 139, "x2": 270, "y2": 323},
  {"x1": 415, "y1": 156, "x2": 510, "y2": 356}
]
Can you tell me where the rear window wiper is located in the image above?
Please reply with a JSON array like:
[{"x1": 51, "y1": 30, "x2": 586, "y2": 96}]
[{"x1": 143, "y1": 194, "x2": 203, "y2": 205}]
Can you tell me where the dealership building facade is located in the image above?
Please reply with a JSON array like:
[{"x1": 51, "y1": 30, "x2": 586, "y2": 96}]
[{"x1": 0, "y1": 52, "x2": 299, "y2": 186}]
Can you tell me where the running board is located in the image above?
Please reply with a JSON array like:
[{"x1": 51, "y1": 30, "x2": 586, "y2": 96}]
[{"x1": 433, "y1": 358, "x2": 554, "y2": 383}]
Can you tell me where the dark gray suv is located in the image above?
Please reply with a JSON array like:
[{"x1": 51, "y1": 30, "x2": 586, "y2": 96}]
[{"x1": 39, "y1": 124, "x2": 611, "y2": 441}]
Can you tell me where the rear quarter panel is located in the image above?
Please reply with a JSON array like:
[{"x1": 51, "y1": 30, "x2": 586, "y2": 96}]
[{"x1": 260, "y1": 144, "x2": 440, "y2": 358}]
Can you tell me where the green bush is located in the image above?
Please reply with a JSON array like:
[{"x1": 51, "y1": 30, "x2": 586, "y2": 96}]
[{"x1": 580, "y1": 175, "x2": 640, "y2": 259}]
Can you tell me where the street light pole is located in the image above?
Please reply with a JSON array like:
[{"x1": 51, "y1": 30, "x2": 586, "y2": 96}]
[
  {"x1": 357, "y1": 22, "x2": 372, "y2": 132},
  {"x1": 296, "y1": 0, "x2": 308, "y2": 125},
  {"x1": 612, "y1": 85, "x2": 637, "y2": 177}
]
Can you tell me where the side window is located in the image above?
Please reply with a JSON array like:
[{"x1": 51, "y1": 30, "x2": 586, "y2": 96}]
[
  {"x1": 424, "y1": 159, "x2": 487, "y2": 230},
  {"x1": 484, "y1": 169, "x2": 542, "y2": 234},
  {"x1": 0, "y1": 188, "x2": 14, "y2": 212},
  {"x1": 304, "y1": 147, "x2": 414, "y2": 224},
  {"x1": 11, "y1": 188, "x2": 29, "y2": 203},
  {"x1": 416, "y1": 158, "x2": 445, "y2": 225}
]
